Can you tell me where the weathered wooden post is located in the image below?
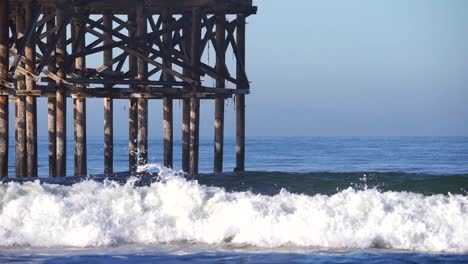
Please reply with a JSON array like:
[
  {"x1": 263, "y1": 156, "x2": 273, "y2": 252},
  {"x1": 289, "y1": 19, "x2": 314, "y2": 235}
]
[
  {"x1": 189, "y1": 9, "x2": 201, "y2": 174},
  {"x1": 103, "y1": 11, "x2": 113, "y2": 174},
  {"x1": 47, "y1": 8, "x2": 57, "y2": 177},
  {"x1": 128, "y1": 11, "x2": 138, "y2": 172},
  {"x1": 181, "y1": 13, "x2": 191, "y2": 172},
  {"x1": 25, "y1": 0, "x2": 38, "y2": 177},
  {"x1": 162, "y1": 9, "x2": 173, "y2": 168},
  {"x1": 73, "y1": 6, "x2": 87, "y2": 176},
  {"x1": 56, "y1": 1, "x2": 67, "y2": 177},
  {"x1": 214, "y1": 12, "x2": 226, "y2": 173},
  {"x1": 0, "y1": 0, "x2": 8, "y2": 178},
  {"x1": 137, "y1": 2, "x2": 148, "y2": 166},
  {"x1": 236, "y1": 14, "x2": 246, "y2": 172},
  {"x1": 15, "y1": 3, "x2": 26, "y2": 177}
]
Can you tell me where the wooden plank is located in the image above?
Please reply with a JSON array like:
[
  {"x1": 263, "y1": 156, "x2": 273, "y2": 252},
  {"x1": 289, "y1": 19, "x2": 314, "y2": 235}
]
[
  {"x1": 56, "y1": 3, "x2": 67, "y2": 177},
  {"x1": 25, "y1": 0, "x2": 38, "y2": 177},
  {"x1": 52, "y1": 0, "x2": 257, "y2": 15},
  {"x1": 11, "y1": 86, "x2": 233, "y2": 100},
  {"x1": 128, "y1": 12, "x2": 138, "y2": 173},
  {"x1": 67, "y1": 8, "x2": 207, "y2": 83},
  {"x1": 162, "y1": 9, "x2": 173, "y2": 168},
  {"x1": 9, "y1": 2, "x2": 41, "y2": 74},
  {"x1": 103, "y1": 11, "x2": 113, "y2": 174},
  {"x1": 65, "y1": 78, "x2": 185, "y2": 87},
  {"x1": 225, "y1": 20, "x2": 249, "y2": 88},
  {"x1": 137, "y1": 3, "x2": 148, "y2": 166},
  {"x1": 72, "y1": 11, "x2": 87, "y2": 176},
  {"x1": 112, "y1": 15, "x2": 135, "y2": 31},
  {"x1": 47, "y1": 7, "x2": 57, "y2": 177},
  {"x1": 0, "y1": 0, "x2": 9, "y2": 178},
  {"x1": 59, "y1": 8, "x2": 199, "y2": 85},
  {"x1": 235, "y1": 14, "x2": 246, "y2": 172},
  {"x1": 214, "y1": 12, "x2": 226, "y2": 173},
  {"x1": 84, "y1": 26, "x2": 198, "y2": 85},
  {"x1": 36, "y1": 15, "x2": 70, "y2": 73},
  {"x1": 36, "y1": 12, "x2": 55, "y2": 28},
  {"x1": 189, "y1": 9, "x2": 201, "y2": 174}
]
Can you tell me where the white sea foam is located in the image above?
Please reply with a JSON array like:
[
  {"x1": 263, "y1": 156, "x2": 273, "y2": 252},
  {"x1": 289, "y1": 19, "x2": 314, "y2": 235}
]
[{"x1": 0, "y1": 165, "x2": 467, "y2": 253}]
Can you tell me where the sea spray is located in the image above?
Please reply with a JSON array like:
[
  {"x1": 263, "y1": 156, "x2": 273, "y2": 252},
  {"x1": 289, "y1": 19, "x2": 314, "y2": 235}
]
[{"x1": 0, "y1": 165, "x2": 467, "y2": 253}]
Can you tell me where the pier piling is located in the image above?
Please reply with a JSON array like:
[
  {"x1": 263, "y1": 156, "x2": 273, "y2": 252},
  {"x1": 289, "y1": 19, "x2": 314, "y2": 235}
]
[
  {"x1": 162, "y1": 9, "x2": 173, "y2": 169},
  {"x1": 181, "y1": 13, "x2": 191, "y2": 173},
  {"x1": 14, "y1": 4, "x2": 26, "y2": 177},
  {"x1": 73, "y1": 6, "x2": 87, "y2": 176},
  {"x1": 128, "y1": 11, "x2": 138, "y2": 173},
  {"x1": 56, "y1": 2, "x2": 67, "y2": 177},
  {"x1": 189, "y1": 9, "x2": 201, "y2": 174},
  {"x1": 214, "y1": 12, "x2": 226, "y2": 173},
  {"x1": 137, "y1": 2, "x2": 148, "y2": 166},
  {"x1": 103, "y1": 11, "x2": 113, "y2": 174},
  {"x1": 236, "y1": 14, "x2": 247, "y2": 172},
  {"x1": 0, "y1": 0, "x2": 8, "y2": 178},
  {"x1": 47, "y1": 7, "x2": 57, "y2": 177}
]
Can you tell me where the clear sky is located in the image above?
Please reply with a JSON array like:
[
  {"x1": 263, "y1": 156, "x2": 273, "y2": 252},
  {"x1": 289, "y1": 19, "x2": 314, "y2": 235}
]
[
  {"x1": 13, "y1": 0, "x2": 468, "y2": 138},
  {"x1": 245, "y1": 0, "x2": 468, "y2": 136}
]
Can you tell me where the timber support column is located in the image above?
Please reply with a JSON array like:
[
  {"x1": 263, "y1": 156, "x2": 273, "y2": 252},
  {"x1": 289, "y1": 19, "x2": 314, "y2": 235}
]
[
  {"x1": 137, "y1": 2, "x2": 148, "y2": 166},
  {"x1": 189, "y1": 9, "x2": 201, "y2": 174},
  {"x1": 214, "y1": 12, "x2": 226, "y2": 173},
  {"x1": 128, "y1": 11, "x2": 138, "y2": 173},
  {"x1": 15, "y1": 4, "x2": 26, "y2": 177},
  {"x1": 235, "y1": 14, "x2": 246, "y2": 172},
  {"x1": 73, "y1": 7, "x2": 87, "y2": 176},
  {"x1": 47, "y1": 8, "x2": 57, "y2": 177},
  {"x1": 0, "y1": 0, "x2": 8, "y2": 178},
  {"x1": 25, "y1": 0, "x2": 38, "y2": 177},
  {"x1": 162, "y1": 9, "x2": 173, "y2": 168},
  {"x1": 103, "y1": 11, "x2": 113, "y2": 174},
  {"x1": 56, "y1": 2, "x2": 67, "y2": 177},
  {"x1": 181, "y1": 13, "x2": 191, "y2": 172}
]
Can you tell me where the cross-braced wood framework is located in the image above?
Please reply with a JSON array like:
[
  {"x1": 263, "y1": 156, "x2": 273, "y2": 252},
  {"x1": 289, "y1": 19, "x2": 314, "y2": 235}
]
[{"x1": 0, "y1": 0, "x2": 256, "y2": 177}]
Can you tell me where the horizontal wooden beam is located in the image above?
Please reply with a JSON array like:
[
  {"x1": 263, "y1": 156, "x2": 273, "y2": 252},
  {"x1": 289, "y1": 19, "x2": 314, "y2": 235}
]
[
  {"x1": 65, "y1": 78, "x2": 186, "y2": 87},
  {"x1": 5, "y1": 86, "x2": 233, "y2": 99}
]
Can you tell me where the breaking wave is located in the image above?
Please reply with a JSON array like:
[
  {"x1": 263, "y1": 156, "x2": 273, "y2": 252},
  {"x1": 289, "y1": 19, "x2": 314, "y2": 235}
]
[{"x1": 0, "y1": 165, "x2": 467, "y2": 253}]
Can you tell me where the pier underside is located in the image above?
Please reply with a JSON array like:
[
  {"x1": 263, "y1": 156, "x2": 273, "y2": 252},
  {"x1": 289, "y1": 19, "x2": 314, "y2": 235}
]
[{"x1": 0, "y1": 0, "x2": 256, "y2": 177}]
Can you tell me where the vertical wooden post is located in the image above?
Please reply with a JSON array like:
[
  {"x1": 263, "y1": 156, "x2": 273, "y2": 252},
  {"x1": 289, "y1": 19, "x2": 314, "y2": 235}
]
[
  {"x1": 25, "y1": 0, "x2": 38, "y2": 177},
  {"x1": 235, "y1": 15, "x2": 246, "y2": 172},
  {"x1": 137, "y1": 3, "x2": 148, "y2": 166},
  {"x1": 103, "y1": 11, "x2": 113, "y2": 174},
  {"x1": 214, "y1": 12, "x2": 226, "y2": 173},
  {"x1": 73, "y1": 8, "x2": 87, "y2": 176},
  {"x1": 181, "y1": 13, "x2": 191, "y2": 172},
  {"x1": 15, "y1": 4, "x2": 27, "y2": 177},
  {"x1": 128, "y1": 11, "x2": 138, "y2": 172},
  {"x1": 47, "y1": 8, "x2": 57, "y2": 177},
  {"x1": 162, "y1": 9, "x2": 173, "y2": 168},
  {"x1": 189, "y1": 9, "x2": 201, "y2": 174},
  {"x1": 0, "y1": 0, "x2": 9, "y2": 178},
  {"x1": 56, "y1": 2, "x2": 67, "y2": 177}
]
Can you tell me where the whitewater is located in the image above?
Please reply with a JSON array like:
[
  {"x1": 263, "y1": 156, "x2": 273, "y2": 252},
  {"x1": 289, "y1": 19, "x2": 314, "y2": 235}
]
[{"x1": 1, "y1": 166, "x2": 467, "y2": 253}]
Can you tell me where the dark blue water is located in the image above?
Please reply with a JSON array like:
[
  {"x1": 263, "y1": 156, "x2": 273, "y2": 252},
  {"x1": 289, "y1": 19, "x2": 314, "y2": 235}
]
[
  {"x1": 1, "y1": 137, "x2": 467, "y2": 263},
  {"x1": 6, "y1": 136, "x2": 468, "y2": 176}
]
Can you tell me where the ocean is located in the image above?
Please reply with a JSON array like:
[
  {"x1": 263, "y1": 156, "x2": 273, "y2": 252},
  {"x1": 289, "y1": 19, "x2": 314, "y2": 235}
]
[{"x1": 1, "y1": 136, "x2": 467, "y2": 263}]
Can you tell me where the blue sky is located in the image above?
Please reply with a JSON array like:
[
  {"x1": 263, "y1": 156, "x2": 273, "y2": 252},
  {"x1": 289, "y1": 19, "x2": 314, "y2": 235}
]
[
  {"x1": 245, "y1": 0, "x2": 468, "y2": 136},
  {"x1": 11, "y1": 0, "x2": 468, "y2": 138}
]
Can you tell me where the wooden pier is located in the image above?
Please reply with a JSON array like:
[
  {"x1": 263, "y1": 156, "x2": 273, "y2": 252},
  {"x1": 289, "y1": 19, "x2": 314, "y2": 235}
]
[{"x1": 0, "y1": 0, "x2": 256, "y2": 177}]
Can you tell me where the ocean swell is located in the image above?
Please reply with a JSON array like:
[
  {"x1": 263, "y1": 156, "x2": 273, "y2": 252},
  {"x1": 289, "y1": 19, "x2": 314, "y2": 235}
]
[{"x1": 0, "y1": 167, "x2": 467, "y2": 253}]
